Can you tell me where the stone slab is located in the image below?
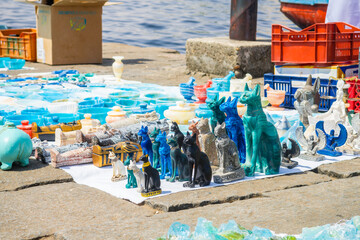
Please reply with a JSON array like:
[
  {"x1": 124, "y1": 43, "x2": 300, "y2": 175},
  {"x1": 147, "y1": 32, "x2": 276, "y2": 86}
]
[
  {"x1": 144, "y1": 172, "x2": 332, "y2": 212},
  {"x1": 0, "y1": 182, "x2": 156, "y2": 240},
  {"x1": 46, "y1": 176, "x2": 360, "y2": 239},
  {"x1": 317, "y1": 157, "x2": 360, "y2": 178},
  {"x1": 0, "y1": 159, "x2": 73, "y2": 192},
  {"x1": 186, "y1": 37, "x2": 273, "y2": 78}
]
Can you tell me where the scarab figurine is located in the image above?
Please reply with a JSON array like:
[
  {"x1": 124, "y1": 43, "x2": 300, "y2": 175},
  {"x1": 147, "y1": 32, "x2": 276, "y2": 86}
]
[
  {"x1": 239, "y1": 84, "x2": 282, "y2": 176},
  {"x1": 182, "y1": 132, "x2": 212, "y2": 188},
  {"x1": 281, "y1": 138, "x2": 300, "y2": 169},
  {"x1": 139, "y1": 154, "x2": 161, "y2": 197},
  {"x1": 167, "y1": 137, "x2": 190, "y2": 182},
  {"x1": 0, "y1": 122, "x2": 33, "y2": 170}
]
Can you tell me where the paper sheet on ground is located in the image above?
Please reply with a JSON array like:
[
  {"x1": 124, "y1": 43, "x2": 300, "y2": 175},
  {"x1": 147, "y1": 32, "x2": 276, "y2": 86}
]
[{"x1": 61, "y1": 154, "x2": 358, "y2": 204}]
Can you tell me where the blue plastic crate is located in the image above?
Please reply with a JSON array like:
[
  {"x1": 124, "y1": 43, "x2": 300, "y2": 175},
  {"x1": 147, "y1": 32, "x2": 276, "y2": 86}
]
[{"x1": 264, "y1": 73, "x2": 337, "y2": 112}]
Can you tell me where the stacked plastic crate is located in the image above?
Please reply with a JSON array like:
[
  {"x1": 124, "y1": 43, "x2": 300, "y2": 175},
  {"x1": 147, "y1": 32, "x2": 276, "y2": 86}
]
[{"x1": 266, "y1": 22, "x2": 360, "y2": 111}]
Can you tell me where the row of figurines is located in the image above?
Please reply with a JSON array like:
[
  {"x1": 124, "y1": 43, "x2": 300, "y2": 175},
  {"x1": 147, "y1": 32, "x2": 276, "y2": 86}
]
[{"x1": 110, "y1": 120, "x2": 246, "y2": 197}]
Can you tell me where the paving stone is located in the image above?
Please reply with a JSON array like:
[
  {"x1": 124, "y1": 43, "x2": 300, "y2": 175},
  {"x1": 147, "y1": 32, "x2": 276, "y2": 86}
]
[
  {"x1": 317, "y1": 158, "x2": 360, "y2": 178},
  {"x1": 49, "y1": 176, "x2": 360, "y2": 239},
  {"x1": 0, "y1": 182, "x2": 155, "y2": 240},
  {"x1": 0, "y1": 159, "x2": 73, "y2": 192},
  {"x1": 145, "y1": 172, "x2": 333, "y2": 212}
]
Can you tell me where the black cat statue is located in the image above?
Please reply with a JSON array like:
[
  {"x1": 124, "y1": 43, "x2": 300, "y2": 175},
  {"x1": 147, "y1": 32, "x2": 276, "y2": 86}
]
[
  {"x1": 183, "y1": 132, "x2": 212, "y2": 188},
  {"x1": 170, "y1": 122, "x2": 185, "y2": 151},
  {"x1": 139, "y1": 154, "x2": 162, "y2": 197}
]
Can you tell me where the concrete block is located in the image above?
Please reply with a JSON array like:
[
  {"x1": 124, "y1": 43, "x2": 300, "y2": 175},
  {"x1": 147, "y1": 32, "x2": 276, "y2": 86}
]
[{"x1": 186, "y1": 37, "x2": 273, "y2": 78}]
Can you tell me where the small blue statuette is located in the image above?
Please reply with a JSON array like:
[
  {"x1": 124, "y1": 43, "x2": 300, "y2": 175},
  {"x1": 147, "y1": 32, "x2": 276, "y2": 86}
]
[
  {"x1": 219, "y1": 96, "x2": 246, "y2": 164},
  {"x1": 155, "y1": 131, "x2": 172, "y2": 179},
  {"x1": 316, "y1": 121, "x2": 348, "y2": 157},
  {"x1": 138, "y1": 126, "x2": 153, "y2": 166}
]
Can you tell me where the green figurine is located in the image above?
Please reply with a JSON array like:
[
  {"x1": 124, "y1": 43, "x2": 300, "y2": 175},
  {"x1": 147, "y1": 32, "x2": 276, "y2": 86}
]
[
  {"x1": 207, "y1": 95, "x2": 226, "y2": 133},
  {"x1": 149, "y1": 127, "x2": 161, "y2": 170},
  {"x1": 239, "y1": 84, "x2": 281, "y2": 176},
  {"x1": 124, "y1": 155, "x2": 138, "y2": 189}
]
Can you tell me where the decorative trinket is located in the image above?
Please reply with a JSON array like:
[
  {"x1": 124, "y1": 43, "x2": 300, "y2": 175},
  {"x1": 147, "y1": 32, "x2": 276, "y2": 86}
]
[
  {"x1": 275, "y1": 115, "x2": 291, "y2": 138},
  {"x1": 109, "y1": 151, "x2": 126, "y2": 182},
  {"x1": 315, "y1": 121, "x2": 347, "y2": 157},
  {"x1": 239, "y1": 84, "x2": 282, "y2": 176},
  {"x1": 55, "y1": 129, "x2": 83, "y2": 147},
  {"x1": 170, "y1": 121, "x2": 184, "y2": 151},
  {"x1": 264, "y1": 84, "x2": 286, "y2": 111},
  {"x1": 183, "y1": 132, "x2": 212, "y2": 188},
  {"x1": 105, "y1": 106, "x2": 127, "y2": 124},
  {"x1": 50, "y1": 144, "x2": 93, "y2": 168},
  {"x1": 188, "y1": 120, "x2": 201, "y2": 149},
  {"x1": 139, "y1": 155, "x2": 161, "y2": 197},
  {"x1": 281, "y1": 138, "x2": 300, "y2": 169},
  {"x1": 196, "y1": 118, "x2": 218, "y2": 166},
  {"x1": 155, "y1": 131, "x2": 172, "y2": 179},
  {"x1": 124, "y1": 155, "x2": 138, "y2": 189},
  {"x1": 163, "y1": 101, "x2": 196, "y2": 125},
  {"x1": 112, "y1": 56, "x2": 124, "y2": 81},
  {"x1": 0, "y1": 122, "x2": 33, "y2": 170},
  {"x1": 294, "y1": 75, "x2": 320, "y2": 126},
  {"x1": 219, "y1": 96, "x2": 246, "y2": 163},
  {"x1": 149, "y1": 127, "x2": 161, "y2": 169},
  {"x1": 207, "y1": 95, "x2": 226, "y2": 133},
  {"x1": 179, "y1": 77, "x2": 196, "y2": 102},
  {"x1": 127, "y1": 158, "x2": 145, "y2": 192},
  {"x1": 167, "y1": 137, "x2": 190, "y2": 182},
  {"x1": 213, "y1": 123, "x2": 245, "y2": 183},
  {"x1": 32, "y1": 120, "x2": 82, "y2": 141},
  {"x1": 296, "y1": 126, "x2": 326, "y2": 161},
  {"x1": 138, "y1": 126, "x2": 154, "y2": 166}
]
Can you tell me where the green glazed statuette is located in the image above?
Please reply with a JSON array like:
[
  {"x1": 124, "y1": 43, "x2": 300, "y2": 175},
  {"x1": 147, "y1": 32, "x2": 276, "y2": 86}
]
[{"x1": 239, "y1": 84, "x2": 281, "y2": 176}]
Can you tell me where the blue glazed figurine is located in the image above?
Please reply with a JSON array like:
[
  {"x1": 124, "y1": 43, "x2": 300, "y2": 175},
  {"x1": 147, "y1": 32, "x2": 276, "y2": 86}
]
[
  {"x1": 124, "y1": 155, "x2": 138, "y2": 189},
  {"x1": 316, "y1": 121, "x2": 347, "y2": 157},
  {"x1": 179, "y1": 77, "x2": 196, "y2": 102},
  {"x1": 207, "y1": 95, "x2": 226, "y2": 133},
  {"x1": 239, "y1": 84, "x2": 282, "y2": 176},
  {"x1": 155, "y1": 131, "x2": 172, "y2": 179},
  {"x1": 138, "y1": 126, "x2": 154, "y2": 166},
  {"x1": 0, "y1": 122, "x2": 33, "y2": 170},
  {"x1": 219, "y1": 96, "x2": 246, "y2": 164}
]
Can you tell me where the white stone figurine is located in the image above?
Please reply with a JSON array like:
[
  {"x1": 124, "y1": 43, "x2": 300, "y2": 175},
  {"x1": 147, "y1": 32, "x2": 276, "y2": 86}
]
[
  {"x1": 127, "y1": 158, "x2": 145, "y2": 193},
  {"x1": 230, "y1": 73, "x2": 253, "y2": 93},
  {"x1": 307, "y1": 79, "x2": 349, "y2": 136},
  {"x1": 337, "y1": 113, "x2": 360, "y2": 154},
  {"x1": 109, "y1": 151, "x2": 126, "y2": 182},
  {"x1": 296, "y1": 126, "x2": 327, "y2": 161}
]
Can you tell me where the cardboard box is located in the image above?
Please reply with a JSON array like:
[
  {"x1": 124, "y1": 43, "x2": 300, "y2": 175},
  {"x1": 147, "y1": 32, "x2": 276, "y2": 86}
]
[
  {"x1": 21, "y1": 0, "x2": 109, "y2": 65},
  {"x1": 274, "y1": 64, "x2": 359, "y2": 79}
]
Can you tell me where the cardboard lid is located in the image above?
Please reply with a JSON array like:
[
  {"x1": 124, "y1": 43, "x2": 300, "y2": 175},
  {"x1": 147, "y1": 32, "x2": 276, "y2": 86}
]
[{"x1": 16, "y1": 0, "x2": 119, "y2": 7}]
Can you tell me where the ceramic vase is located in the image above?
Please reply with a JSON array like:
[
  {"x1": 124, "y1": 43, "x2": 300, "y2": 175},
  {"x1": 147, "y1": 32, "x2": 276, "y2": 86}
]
[{"x1": 112, "y1": 56, "x2": 124, "y2": 81}]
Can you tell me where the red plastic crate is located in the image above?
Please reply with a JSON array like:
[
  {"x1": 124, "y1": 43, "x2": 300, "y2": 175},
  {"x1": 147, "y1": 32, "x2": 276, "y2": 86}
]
[
  {"x1": 346, "y1": 76, "x2": 360, "y2": 112},
  {"x1": 272, "y1": 22, "x2": 360, "y2": 64}
]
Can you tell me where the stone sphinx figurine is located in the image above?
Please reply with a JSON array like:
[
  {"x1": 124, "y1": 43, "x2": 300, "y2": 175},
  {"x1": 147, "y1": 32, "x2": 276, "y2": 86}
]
[
  {"x1": 294, "y1": 75, "x2": 320, "y2": 126},
  {"x1": 213, "y1": 123, "x2": 245, "y2": 183}
]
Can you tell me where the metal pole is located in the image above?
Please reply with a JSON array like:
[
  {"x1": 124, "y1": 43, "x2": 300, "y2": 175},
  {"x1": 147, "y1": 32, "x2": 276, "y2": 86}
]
[{"x1": 230, "y1": 0, "x2": 258, "y2": 41}]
